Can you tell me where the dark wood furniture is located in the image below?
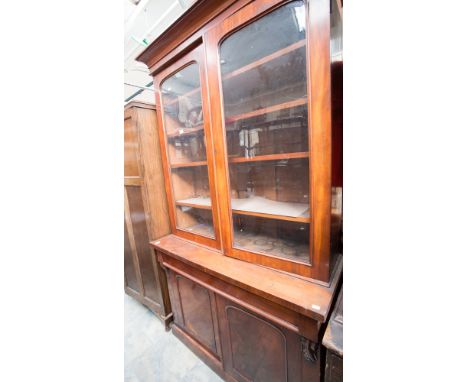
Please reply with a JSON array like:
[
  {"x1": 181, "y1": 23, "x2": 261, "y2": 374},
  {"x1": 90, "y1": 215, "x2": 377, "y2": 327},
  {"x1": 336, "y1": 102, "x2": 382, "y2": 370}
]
[
  {"x1": 137, "y1": 0, "x2": 342, "y2": 380},
  {"x1": 322, "y1": 288, "x2": 343, "y2": 382},
  {"x1": 124, "y1": 101, "x2": 172, "y2": 328}
]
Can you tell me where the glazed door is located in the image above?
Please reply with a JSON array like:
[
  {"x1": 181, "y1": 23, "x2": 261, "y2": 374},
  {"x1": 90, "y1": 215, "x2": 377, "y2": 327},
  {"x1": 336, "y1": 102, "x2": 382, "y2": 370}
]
[
  {"x1": 154, "y1": 44, "x2": 221, "y2": 250},
  {"x1": 205, "y1": 0, "x2": 317, "y2": 278}
]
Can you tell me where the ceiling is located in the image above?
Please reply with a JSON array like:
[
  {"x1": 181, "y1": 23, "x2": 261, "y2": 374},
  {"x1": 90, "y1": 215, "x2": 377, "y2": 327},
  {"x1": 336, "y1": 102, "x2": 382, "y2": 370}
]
[{"x1": 124, "y1": 0, "x2": 197, "y2": 104}]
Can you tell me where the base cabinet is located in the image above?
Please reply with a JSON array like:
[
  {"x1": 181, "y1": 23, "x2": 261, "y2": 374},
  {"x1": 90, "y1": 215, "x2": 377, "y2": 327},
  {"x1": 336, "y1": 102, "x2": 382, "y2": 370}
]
[{"x1": 158, "y1": 245, "x2": 327, "y2": 382}]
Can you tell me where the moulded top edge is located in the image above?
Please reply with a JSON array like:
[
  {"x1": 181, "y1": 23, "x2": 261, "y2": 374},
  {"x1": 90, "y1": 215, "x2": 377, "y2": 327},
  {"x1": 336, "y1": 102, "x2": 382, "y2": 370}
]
[{"x1": 151, "y1": 234, "x2": 342, "y2": 322}]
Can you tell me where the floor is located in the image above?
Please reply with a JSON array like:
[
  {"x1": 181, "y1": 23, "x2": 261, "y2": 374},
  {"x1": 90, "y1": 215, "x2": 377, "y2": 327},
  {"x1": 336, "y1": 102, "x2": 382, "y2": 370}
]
[{"x1": 124, "y1": 294, "x2": 224, "y2": 382}]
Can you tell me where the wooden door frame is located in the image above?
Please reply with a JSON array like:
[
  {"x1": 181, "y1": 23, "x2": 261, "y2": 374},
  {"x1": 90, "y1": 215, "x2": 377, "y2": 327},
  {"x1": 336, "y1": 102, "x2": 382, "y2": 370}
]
[
  {"x1": 307, "y1": 0, "x2": 332, "y2": 282},
  {"x1": 203, "y1": 0, "x2": 332, "y2": 281},
  {"x1": 153, "y1": 44, "x2": 223, "y2": 250}
]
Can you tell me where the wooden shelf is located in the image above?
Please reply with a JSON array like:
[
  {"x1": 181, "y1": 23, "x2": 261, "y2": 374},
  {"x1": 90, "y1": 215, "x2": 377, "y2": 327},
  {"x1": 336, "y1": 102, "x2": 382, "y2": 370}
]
[
  {"x1": 233, "y1": 209, "x2": 309, "y2": 223},
  {"x1": 163, "y1": 87, "x2": 201, "y2": 106},
  {"x1": 223, "y1": 39, "x2": 306, "y2": 81},
  {"x1": 229, "y1": 152, "x2": 308, "y2": 164},
  {"x1": 226, "y1": 115, "x2": 306, "y2": 131},
  {"x1": 175, "y1": 197, "x2": 212, "y2": 210},
  {"x1": 232, "y1": 196, "x2": 310, "y2": 223},
  {"x1": 175, "y1": 196, "x2": 310, "y2": 223},
  {"x1": 171, "y1": 161, "x2": 207, "y2": 169},
  {"x1": 225, "y1": 98, "x2": 307, "y2": 124},
  {"x1": 166, "y1": 124, "x2": 204, "y2": 139}
]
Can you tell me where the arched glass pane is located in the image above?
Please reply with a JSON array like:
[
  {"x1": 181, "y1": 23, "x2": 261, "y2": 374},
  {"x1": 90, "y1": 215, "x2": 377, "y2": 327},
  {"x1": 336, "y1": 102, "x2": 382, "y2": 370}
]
[
  {"x1": 161, "y1": 63, "x2": 214, "y2": 238},
  {"x1": 219, "y1": 0, "x2": 311, "y2": 263}
]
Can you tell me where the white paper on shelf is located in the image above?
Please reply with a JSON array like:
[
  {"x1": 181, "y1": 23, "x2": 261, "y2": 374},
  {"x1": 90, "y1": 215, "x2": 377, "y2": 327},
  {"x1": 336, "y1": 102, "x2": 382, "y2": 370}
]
[
  {"x1": 231, "y1": 196, "x2": 309, "y2": 218},
  {"x1": 177, "y1": 197, "x2": 212, "y2": 207},
  {"x1": 176, "y1": 196, "x2": 310, "y2": 218}
]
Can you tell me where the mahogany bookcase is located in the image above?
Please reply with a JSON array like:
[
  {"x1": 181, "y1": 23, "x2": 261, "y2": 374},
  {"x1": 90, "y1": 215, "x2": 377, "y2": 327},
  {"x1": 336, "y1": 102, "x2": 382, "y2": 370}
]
[{"x1": 137, "y1": 0, "x2": 343, "y2": 380}]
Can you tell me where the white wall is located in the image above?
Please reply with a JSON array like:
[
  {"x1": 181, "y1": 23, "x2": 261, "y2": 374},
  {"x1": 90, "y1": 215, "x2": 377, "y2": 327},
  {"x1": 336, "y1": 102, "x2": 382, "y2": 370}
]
[{"x1": 124, "y1": 0, "x2": 195, "y2": 104}]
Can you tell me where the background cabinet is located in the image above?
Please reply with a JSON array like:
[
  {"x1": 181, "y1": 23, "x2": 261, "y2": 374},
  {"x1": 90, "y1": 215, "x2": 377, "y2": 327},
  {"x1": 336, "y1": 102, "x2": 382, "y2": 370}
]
[
  {"x1": 323, "y1": 288, "x2": 343, "y2": 382},
  {"x1": 124, "y1": 101, "x2": 172, "y2": 327}
]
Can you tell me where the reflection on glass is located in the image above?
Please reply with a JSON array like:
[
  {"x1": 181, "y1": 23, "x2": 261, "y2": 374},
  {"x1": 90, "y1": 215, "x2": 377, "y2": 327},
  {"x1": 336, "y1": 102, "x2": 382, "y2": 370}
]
[
  {"x1": 161, "y1": 64, "x2": 206, "y2": 164},
  {"x1": 220, "y1": 0, "x2": 311, "y2": 262},
  {"x1": 220, "y1": 0, "x2": 308, "y2": 159},
  {"x1": 161, "y1": 63, "x2": 214, "y2": 238},
  {"x1": 233, "y1": 215, "x2": 310, "y2": 263}
]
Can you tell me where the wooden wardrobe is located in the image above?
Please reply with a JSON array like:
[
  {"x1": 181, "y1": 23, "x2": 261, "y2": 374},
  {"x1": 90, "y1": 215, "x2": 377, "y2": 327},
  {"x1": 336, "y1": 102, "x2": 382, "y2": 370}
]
[
  {"x1": 124, "y1": 101, "x2": 172, "y2": 328},
  {"x1": 137, "y1": 0, "x2": 343, "y2": 380}
]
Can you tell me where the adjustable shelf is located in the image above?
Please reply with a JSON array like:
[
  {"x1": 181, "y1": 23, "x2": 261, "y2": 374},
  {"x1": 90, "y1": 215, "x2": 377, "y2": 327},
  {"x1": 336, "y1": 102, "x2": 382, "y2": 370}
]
[
  {"x1": 175, "y1": 196, "x2": 310, "y2": 223},
  {"x1": 175, "y1": 197, "x2": 212, "y2": 210},
  {"x1": 225, "y1": 115, "x2": 306, "y2": 132},
  {"x1": 225, "y1": 98, "x2": 307, "y2": 124},
  {"x1": 232, "y1": 196, "x2": 310, "y2": 223},
  {"x1": 163, "y1": 87, "x2": 201, "y2": 106},
  {"x1": 223, "y1": 39, "x2": 306, "y2": 81},
  {"x1": 228, "y1": 152, "x2": 308, "y2": 164},
  {"x1": 232, "y1": 209, "x2": 310, "y2": 224},
  {"x1": 166, "y1": 124, "x2": 204, "y2": 139},
  {"x1": 171, "y1": 161, "x2": 207, "y2": 169}
]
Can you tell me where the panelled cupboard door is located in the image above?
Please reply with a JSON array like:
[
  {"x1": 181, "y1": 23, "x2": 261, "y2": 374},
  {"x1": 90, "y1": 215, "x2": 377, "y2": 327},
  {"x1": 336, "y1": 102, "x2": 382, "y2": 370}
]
[
  {"x1": 126, "y1": 185, "x2": 163, "y2": 307},
  {"x1": 124, "y1": 219, "x2": 140, "y2": 293},
  {"x1": 205, "y1": 0, "x2": 318, "y2": 278},
  {"x1": 124, "y1": 185, "x2": 166, "y2": 312},
  {"x1": 153, "y1": 44, "x2": 221, "y2": 250},
  {"x1": 216, "y1": 296, "x2": 320, "y2": 382},
  {"x1": 165, "y1": 270, "x2": 222, "y2": 359},
  {"x1": 124, "y1": 113, "x2": 140, "y2": 177}
]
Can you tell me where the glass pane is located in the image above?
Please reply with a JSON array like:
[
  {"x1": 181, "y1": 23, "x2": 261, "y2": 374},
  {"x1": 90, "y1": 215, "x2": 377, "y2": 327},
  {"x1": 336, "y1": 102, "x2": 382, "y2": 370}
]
[
  {"x1": 220, "y1": 0, "x2": 310, "y2": 263},
  {"x1": 161, "y1": 64, "x2": 206, "y2": 164},
  {"x1": 161, "y1": 63, "x2": 214, "y2": 238},
  {"x1": 220, "y1": 0, "x2": 308, "y2": 159},
  {"x1": 233, "y1": 215, "x2": 310, "y2": 263}
]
